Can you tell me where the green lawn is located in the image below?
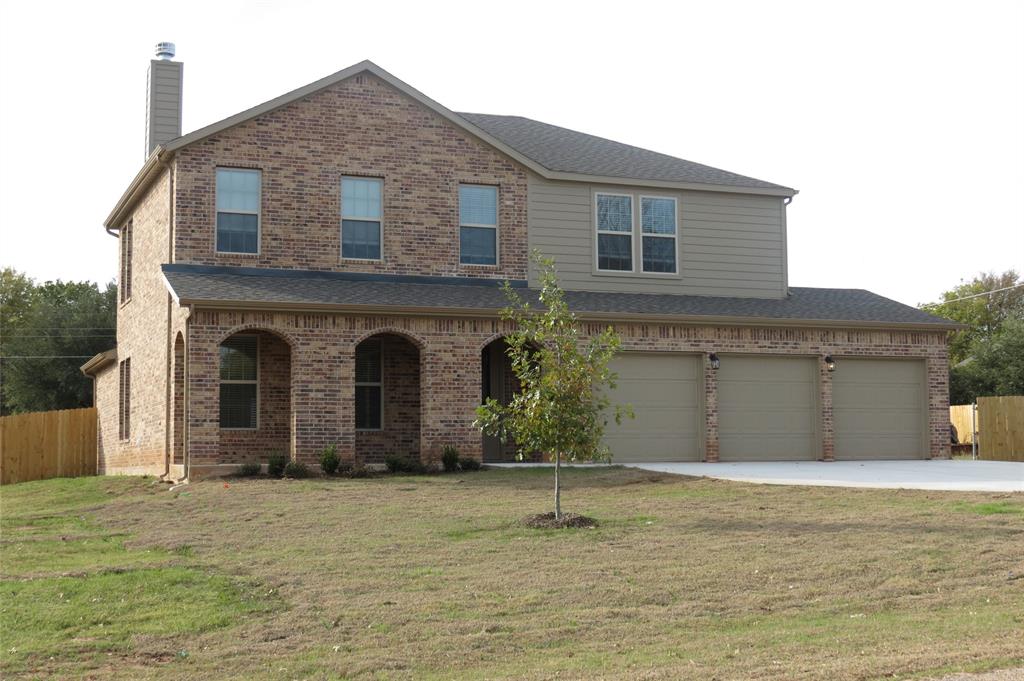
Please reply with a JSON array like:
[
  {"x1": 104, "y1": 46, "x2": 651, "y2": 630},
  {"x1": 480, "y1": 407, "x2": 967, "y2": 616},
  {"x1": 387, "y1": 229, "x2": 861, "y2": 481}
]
[{"x1": 1, "y1": 468, "x2": 1022, "y2": 680}]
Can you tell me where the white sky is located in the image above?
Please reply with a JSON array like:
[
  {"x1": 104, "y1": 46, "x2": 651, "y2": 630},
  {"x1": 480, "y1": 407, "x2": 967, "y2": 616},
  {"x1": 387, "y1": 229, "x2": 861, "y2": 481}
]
[{"x1": 1, "y1": 0, "x2": 1022, "y2": 307}]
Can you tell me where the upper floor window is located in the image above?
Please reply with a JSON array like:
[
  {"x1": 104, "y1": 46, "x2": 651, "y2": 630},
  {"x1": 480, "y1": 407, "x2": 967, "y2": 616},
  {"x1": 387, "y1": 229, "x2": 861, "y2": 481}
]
[
  {"x1": 216, "y1": 168, "x2": 261, "y2": 254},
  {"x1": 595, "y1": 193, "x2": 633, "y2": 271},
  {"x1": 459, "y1": 184, "x2": 498, "y2": 265},
  {"x1": 341, "y1": 177, "x2": 383, "y2": 260},
  {"x1": 220, "y1": 335, "x2": 258, "y2": 429},
  {"x1": 119, "y1": 221, "x2": 133, "y2": 303},
  {"x1": 640, "y1": 196, "x2": 677, "y2": 273}
]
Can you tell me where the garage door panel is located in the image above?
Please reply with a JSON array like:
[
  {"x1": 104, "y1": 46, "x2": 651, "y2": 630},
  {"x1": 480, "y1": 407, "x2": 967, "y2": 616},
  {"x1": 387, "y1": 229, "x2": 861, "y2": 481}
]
[
  {"x1": 833, "y1": 359, "x2": 926, "y2": 460},
  {"x1": 719, "y1": 356, "x2": 817, "y2": 461},
  {"x1": 604, "y1": 354, "x2": 701, "y2": 462}
]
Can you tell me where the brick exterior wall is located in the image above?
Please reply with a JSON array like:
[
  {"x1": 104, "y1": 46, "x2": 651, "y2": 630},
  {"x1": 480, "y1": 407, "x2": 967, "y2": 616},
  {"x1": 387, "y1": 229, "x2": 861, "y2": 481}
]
[
  {"x1": 172, "y1": 73, "x2": 528, "y2": 280},
  {"x1": 174, "y1": 309, "x2": 949, "y2": 474},
  {"x1": 98, "y1": 171, "x2": 173, "y2": 476}
]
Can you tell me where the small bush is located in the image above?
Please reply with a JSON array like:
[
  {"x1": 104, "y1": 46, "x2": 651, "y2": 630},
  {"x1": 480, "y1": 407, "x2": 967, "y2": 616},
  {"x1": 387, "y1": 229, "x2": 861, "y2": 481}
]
[
  {"x1": 320, "y1": 445, "x2": 341, "y2": 475},
  {"x1": 346, "y1": 463, "x2": 373, "y2": 478},
  {"x1": 267, "y1": 454, "x2": 288, "y2": 478},
  {"x1": 441, "y1": 445, "x2": 460, "y2": 472},
  {"x1": 459, "y1": 457, "x2": 482, "y2": 471},
  {"x1": 283, "y1": 461, "x2": 311, "y2": 478},
  {"x1": 238, "y1": 462, "x2": 261, "y2": 477},
  {"x1": 385, "y1": 454, "x2": 426, "y2": 475}
]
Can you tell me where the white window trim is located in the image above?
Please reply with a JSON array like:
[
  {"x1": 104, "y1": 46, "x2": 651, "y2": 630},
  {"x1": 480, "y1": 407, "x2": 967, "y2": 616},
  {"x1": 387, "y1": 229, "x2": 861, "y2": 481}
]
[
  {"x1": 215, "y1": 168, "x2": 262, "y2": 256},
  {"x1": 639, "y1": 194, "x2": 679, "y2": 275},
  {"x1": 594, "y1": 192, "x2": 635, "y2": 273},
  {"x1": 459, "y1": 183, "x2": 500, "y2": 267},
  {"x1": 119, "y1": 221, "x2": 133, "y2": 306},
  {"x1": 355, "y1": 340, "x2": 384, "y2": 432},
  {"x1": 220, "y1": 335, "x2": 259, "y2": 431},
  {"x1": 118, "y1": 357, "x2": 131, "y2": 441},
  {"x1": 341, "y1": 176, "x2": 384, "y2": 263}
]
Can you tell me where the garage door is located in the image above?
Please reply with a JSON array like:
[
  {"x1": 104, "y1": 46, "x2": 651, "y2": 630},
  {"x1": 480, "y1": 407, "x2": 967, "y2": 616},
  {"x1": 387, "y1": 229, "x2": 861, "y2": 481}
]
[
  {"x1": 603, "y1": 353, "x2": 702, "y2": 462},
  {"x1": 833, "y1": 358, "x2": 926, "y2": 459},
  {"x1": 719, "y1": 356, "x2": 818, "y2": 461}
]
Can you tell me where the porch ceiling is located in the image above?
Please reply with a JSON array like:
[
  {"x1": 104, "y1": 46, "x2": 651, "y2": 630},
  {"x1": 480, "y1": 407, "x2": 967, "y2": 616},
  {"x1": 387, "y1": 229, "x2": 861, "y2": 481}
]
[{"x1": 161, "y1": 263, "x2": 958, "y2": 330}]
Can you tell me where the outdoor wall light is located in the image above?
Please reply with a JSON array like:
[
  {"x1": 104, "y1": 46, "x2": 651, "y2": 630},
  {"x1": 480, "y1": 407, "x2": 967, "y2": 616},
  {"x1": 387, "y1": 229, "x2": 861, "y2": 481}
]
[
  {"x1": 824, "y1": 355, "x2": 836, "y2": 372},
  {"x1": 708, "y1": 353, "x2": 721, "y2": 370}
]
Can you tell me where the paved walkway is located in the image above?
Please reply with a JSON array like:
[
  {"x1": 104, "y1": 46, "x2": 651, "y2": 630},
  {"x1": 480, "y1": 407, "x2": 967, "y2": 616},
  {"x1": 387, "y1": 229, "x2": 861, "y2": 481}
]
[{"x1": 625, "y1": 460, "x2": 1024, "y2": 492}]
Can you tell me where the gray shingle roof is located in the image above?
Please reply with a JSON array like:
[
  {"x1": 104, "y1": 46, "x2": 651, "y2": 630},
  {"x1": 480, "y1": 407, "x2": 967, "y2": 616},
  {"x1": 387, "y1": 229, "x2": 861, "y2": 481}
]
[
  {"x1": 162, "y1": 265, "x2": 956, "y2": 329},
  {"x1": 459, "y1": 113, "x2": 791, "y2": 191}
]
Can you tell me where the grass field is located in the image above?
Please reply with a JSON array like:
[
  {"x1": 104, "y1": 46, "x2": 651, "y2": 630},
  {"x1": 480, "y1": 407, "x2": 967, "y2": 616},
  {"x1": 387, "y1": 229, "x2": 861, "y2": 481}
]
[{"x1": 1, "y1": 468, "x2": 1022, "y2": 680}]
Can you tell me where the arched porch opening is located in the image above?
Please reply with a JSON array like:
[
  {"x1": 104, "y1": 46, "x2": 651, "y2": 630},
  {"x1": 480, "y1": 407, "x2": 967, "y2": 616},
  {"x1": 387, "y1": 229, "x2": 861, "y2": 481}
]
[
  {"x1": 480, "y1": 336, "x2": 539, "y2": 463},
  {"x1": 217, "y1": 329, "x2": 293, "y2": 465},
  {"x1": 354, "y1": 332, "x2": 421, "y2": 464}
]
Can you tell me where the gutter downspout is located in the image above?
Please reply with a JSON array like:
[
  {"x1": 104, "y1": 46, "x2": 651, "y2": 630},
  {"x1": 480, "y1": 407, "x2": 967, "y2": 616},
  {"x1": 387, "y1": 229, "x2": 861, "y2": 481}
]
[
  {"x1": 162, "y1": 161, "x2": 174, "y2": 480},
  {"x1": 182, "y1": 304, "x2": 193, "y2": 482}
]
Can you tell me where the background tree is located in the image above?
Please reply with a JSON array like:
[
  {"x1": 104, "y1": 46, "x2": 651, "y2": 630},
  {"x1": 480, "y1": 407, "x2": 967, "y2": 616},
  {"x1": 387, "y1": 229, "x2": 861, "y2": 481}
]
[
  {"x1": 920, "y1": 269, "x2": 1024, "y2": 403},
  {"x1": 1, "y1": 269, "x2": 116, "y2": 415},
  {"x1": 921, "y1": 270, "x2": 1024, "y2": 364},
  {"x1": 475, "y1": 253, "x2": 631, "y2": 520}
]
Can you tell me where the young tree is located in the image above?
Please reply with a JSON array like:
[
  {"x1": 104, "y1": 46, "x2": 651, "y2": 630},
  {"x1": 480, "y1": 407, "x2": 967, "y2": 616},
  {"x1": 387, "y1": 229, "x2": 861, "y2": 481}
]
[{"x1": 475, "y1": 252, "x2": 631, "y2": 520}]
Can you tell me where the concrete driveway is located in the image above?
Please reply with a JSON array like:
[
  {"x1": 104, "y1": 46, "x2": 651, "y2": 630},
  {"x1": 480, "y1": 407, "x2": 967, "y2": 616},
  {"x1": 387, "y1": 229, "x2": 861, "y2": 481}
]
[{"x1": 625, "y1": 460, "x2": 1024, "y2": 492}]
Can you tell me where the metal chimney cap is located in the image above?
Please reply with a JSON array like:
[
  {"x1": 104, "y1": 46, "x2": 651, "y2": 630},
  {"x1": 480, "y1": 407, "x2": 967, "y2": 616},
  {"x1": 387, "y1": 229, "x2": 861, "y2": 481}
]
[{"x1": 154, "y1": 42, "x2": 176, "y2": 60}]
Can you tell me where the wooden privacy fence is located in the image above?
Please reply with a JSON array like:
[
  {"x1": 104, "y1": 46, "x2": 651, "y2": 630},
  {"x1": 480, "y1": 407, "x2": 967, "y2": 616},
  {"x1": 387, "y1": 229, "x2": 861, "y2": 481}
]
[
  {"x1": 950, "y1": 404, "x2": 976, "y2": 445},
  {"x1": 0, "y1": 407, "x2": 97, "y2": 485},
  {"x1": 950, "y1": 397, "x2": 1024, "y2": 462}
]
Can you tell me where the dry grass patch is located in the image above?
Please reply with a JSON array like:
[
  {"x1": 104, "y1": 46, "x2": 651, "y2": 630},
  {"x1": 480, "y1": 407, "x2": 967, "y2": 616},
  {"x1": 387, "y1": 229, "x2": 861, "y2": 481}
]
[{"x1": 1, "y1": 467, "x2": 1022, "y2": 679}]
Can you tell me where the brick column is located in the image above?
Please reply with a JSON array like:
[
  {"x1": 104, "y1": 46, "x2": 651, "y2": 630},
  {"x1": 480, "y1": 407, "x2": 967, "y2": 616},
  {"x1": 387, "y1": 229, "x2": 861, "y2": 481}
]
[
  {"x1": 185, "y1": 327, "x2": 219, "y2": 470},
  {"x1": 927, "y1": 354, "x2": 951, "y2": 459},
  {"x1": 704, "y1": 357, "x2": 719, "y2": 462},
  {"x1": 820, "y1": 358, "x2": 834, "y2": 461},
  {"x1": 419, "y1": 340, "x2": 482, "y2": 466},
  {"x1": 291, "y1": 335, "x2": 351, "y2": 465}
]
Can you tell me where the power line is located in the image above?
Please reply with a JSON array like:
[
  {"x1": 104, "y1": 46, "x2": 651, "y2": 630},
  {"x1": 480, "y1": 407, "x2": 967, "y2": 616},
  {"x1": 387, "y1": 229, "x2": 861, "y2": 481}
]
[
  {"x1": 2, "y1": 334, "x2": 117, "y2": 338},
  {"x1": 1, "y1": 356, "x2": 96, "y2": 359},
  {"x1": 931, "y1": 283, "x2": 1024, "y2": 305}
]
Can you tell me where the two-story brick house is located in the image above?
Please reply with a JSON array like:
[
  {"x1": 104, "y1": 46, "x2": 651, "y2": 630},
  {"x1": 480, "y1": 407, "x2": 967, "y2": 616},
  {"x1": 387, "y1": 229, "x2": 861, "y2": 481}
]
[{"x1": 82, "y1": 50, "x2": 956, "y2": 479}]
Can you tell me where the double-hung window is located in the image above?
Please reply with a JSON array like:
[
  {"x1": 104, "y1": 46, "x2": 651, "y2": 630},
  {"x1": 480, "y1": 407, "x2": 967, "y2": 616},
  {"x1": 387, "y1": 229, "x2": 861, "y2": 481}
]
[
  {"x1": 216, "y1": 168, "x2": 261, "y2": 254},
  {"x1": 459, "y1": 184, "x2": 498, "y2": 265},
  {"x1": 220, "y1": 336, "x2": 258, "y2": 429},
  {"x1": 640, "y1": 196, "x2": 677, "y2": 273},
  {"x1": 341, "y1": 177, "x2": 383, "y2": 260},
  {"x1": 355, "y1": 341, "x2": 382, "y2": 430},
  {"x1": 595, "y1": 193, "x2": 633, "y2": 271}
]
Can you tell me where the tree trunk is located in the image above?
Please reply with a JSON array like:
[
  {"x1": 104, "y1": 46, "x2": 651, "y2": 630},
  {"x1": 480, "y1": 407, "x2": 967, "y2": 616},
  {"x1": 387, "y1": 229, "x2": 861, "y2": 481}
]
[{"x1": 554, "y1": 450, "x2": 562, "y2": 520}]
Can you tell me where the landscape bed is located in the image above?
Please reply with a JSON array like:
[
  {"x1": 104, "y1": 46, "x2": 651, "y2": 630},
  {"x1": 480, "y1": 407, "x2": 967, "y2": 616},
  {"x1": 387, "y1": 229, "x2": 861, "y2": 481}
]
[{"x1": 1, "y1": 467, "x2": 1022, "y2": 680}]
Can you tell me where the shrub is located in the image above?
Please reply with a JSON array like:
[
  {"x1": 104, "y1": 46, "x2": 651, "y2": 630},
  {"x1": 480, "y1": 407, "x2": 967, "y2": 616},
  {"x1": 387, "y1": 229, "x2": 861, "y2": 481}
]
[
  {"x1": 385, "y1": 454, "x2": 426, "y2": 475},
  {"x1": 267, "y1": 453, "x2": 288, "y2": 478},
  {"x1": 238, "y1": 462, "x2": 261, "y2": 477},
  {"x1": 441, "y1": 445, "x2": 460, "y2": 472},
  {"x1": 320, "y1": 445, "x2": 340, "y2": 475},
  {"x1": 346, "y1": 463, "x2": 373, "y2": 478},
  {"x1": 459, "y1": 457, "x2": 482, "y2": 471},
  {"x1": 283, "y1": 461, "x2": 311, "y2": 478}
]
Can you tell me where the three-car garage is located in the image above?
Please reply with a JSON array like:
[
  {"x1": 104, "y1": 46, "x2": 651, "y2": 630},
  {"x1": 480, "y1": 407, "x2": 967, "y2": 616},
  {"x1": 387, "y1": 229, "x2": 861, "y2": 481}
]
[{"x1": 603, "y1": 353, "x2": 929, "y2": 462}]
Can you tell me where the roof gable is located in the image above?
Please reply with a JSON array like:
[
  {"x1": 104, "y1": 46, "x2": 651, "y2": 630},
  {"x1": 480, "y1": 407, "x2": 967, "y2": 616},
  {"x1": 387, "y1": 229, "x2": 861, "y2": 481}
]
[{"x1": 106, "y1": 60, "x2": 795, "y2": 228}]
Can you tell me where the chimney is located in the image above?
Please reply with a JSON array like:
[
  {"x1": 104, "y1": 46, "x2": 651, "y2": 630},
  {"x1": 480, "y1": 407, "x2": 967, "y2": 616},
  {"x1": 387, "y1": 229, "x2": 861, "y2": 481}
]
[{"x1": 145, "y1": 42, "x2": 183, "y2": 158}]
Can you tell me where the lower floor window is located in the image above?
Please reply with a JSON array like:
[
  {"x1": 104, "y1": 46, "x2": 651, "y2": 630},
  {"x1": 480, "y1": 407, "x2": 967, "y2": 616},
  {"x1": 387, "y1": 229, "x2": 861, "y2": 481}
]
[
  {"x1": 220, "y1": 336, "x2": 258, "y2": 429},
  {"x1": 355, "y1": 340, "x2": 382, "y2": 429}
]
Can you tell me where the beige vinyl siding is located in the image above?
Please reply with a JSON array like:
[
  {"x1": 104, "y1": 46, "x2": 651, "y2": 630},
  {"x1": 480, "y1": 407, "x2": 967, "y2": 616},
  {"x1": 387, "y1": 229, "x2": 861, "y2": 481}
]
[{"x1": 528, "y1": 174, "x2": 787, "y2": 298}]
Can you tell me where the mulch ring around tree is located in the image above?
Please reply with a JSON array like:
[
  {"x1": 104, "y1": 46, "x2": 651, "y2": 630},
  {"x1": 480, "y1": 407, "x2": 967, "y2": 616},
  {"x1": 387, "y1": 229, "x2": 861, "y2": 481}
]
[{"x1": 522, "y1": 512, "x2": 598, "y2": 529}]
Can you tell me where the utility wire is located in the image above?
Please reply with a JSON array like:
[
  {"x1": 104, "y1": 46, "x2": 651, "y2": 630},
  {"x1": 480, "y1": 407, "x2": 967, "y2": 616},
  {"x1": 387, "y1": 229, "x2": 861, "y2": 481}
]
[
  {"x1": 929, "y1": 283, "x2": 1024, "y2": 305},
  {"x1": 1, "y1": 356, "x2": 96, "y2": 359}
]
